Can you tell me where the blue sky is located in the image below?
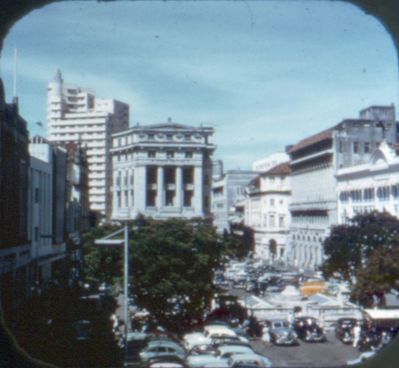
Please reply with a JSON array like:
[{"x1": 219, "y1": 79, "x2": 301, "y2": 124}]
[{"x1": 0, "y1": 1, "x2": 397, "y2": 169}]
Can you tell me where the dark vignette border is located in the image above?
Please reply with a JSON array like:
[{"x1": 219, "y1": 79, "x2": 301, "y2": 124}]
[{"x1": 0, "y1": 1, "x2": 398, "y2": 367}]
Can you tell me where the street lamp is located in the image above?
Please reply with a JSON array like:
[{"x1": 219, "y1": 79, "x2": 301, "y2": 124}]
[{"x1": 95, "y1": 224, "x2": 129, "y2": 364}]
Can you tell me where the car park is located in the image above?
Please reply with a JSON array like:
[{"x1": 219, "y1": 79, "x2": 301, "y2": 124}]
[
  {"x1": 292, "y1": 317, "x2": 326, "y2": 343},
  {"x1": 264, "y1": 319, "x2": 299, "y2": 346}
]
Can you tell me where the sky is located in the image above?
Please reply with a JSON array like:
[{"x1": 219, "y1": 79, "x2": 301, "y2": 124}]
[{"x1": 0, "y1": 1, "x2": 398, "y2": 170}]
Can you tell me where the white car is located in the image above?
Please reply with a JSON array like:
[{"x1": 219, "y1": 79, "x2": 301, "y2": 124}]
[
  {"x1": 187, "y1": 345, "x2": 254, "y2": 368},
  {"x1": 184, "y1": 326, "x2": 248, "y2": 350},
  {"x1": 227, "y1": 353, "x2": 272, "y2": 368},
  {"x1": 139, "y1": 341, "x2": 186, "y2": 362}
]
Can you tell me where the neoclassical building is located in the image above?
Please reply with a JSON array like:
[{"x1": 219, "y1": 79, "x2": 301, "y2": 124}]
[{"x1": 111, "y1": 120, "x2": 215, "y2": 220}]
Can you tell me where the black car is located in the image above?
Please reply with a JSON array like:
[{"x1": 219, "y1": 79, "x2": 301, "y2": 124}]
[
  {"x1": 292, "y1": 317, "x2": 326, "y2": 343},
  {"x1": 335, "y1": 318, "x2": 359, "y2": 344}
]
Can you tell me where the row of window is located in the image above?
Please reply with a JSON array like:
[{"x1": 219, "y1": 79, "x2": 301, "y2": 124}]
[
  {"x1": 339, "y1": 140, "x2": 375, "y2": 154},
  {"x1": 292, "y1": 234, "x2": 323, "y2": 243},
  {"x1": 339, "y1": 185, "x2": 399, "y2": 202},
  {"x1": 115, "y1": 133, "x2": 204, "y2": 147}
]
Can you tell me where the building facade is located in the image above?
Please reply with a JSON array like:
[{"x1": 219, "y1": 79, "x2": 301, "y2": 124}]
[
  {"x1": 337, "y1": 141, "x2": 399, "y2": 222},
  {"x1": 212, "y1": 170, "x2": 258, "y2": 233},
  {"x1": 0, "y1": 79, "x2": 31, "y2": 313},
  {"x1": 288, "y1": 105, "x2": 398, "y2": 270},
  {"x1": 111, "y1": 121, "x2": 215, "y2": 220},
  {"x1": 46, "y1": 70, "x2": 129, "y2": 219},
  {"x1": 244, "y1": 162, "x2": 291, "y2": 260},
  {"x1": 29, "y1": 136, "x2": 67, "y2": 287}
]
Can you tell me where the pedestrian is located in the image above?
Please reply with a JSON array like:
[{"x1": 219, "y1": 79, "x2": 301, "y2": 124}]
[{"x1": 352, "y1": 322, "x2": 361, "y2": 348}]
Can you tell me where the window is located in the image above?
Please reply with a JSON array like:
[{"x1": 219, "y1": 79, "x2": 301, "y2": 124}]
[
  {"x1": 148, "y1": 151, "x2": 156, "y2": 158},
  {"x1": 270, "y1": 198, "x2": 275, "y2": 206},
  {"x1": 34, "y1": 227, "x2": 39, "y2": 242},
  {"x1": 184, "y1": 134, "x2": 191, "y2": 141},
  {"x1": 279, "y1": 215, "x2": 285, "y2": 228},
  {"x1": 364, "y1": 142, "x2": 370, "y2": 153},
  {"x1": 34, "y1": 188, "x2": 40, "y2": 203},
  {"x1": 148, "y1": 134, "x2": 155, "y2": 140},
  {"x1": 185, "y1": 151, "x2": 193, "y2": 158},
  {"x1": 167, "y1": 151, "x2": 175, "y2": 159},
  {"x1": 353, "y1": 142, "x2": 359, "y2": 153},
  {"x1": 339, "y1": 140, "x2": 343, "y2": 153},
  {"x1": 269, "y1": 215, "x2": 275, "y2": 228},
  {"x1": 166, "y1": 134, "x2": 173, "y2": 140}
]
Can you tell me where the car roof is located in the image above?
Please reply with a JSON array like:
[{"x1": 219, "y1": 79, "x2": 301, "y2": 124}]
[
  {"x1": 147, "y1": 340, "x2": 183, "y2": 348},
  {"x1": 217, "y1": 345, "x2": 253, "y2": 353}
]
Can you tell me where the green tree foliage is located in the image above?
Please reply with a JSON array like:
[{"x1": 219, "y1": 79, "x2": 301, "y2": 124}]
[
  {"x1": 82, "y1": 217, "x2": 223, "y2": 333},
  {"x1": 82, "y1": 225, "x2": 123, "y2": 288},
  {"x1": 321, "y1": 211, "x2": 399, "y2": 306},
  {"x1": 223, "y1": 224, "x2": 255, "y2": 259},
  {"x1": 130, "y1": 217, "x2": 223, "y2": 332}
]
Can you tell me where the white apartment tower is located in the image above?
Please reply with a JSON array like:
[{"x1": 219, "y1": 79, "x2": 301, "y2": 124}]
[{"x1": 47, "y1": 70, "x2": 129, "y2": 218}]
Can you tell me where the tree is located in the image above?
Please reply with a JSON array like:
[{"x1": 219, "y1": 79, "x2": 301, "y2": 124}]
[
  {"x1": 223, "y1": 223, "x2": 255, "y2": 259},
  {"x1": 321, "y1": 211, "x2": 399, "y2": 306},
  {"x1": 130, "y1": 217, "x2": 223, "y2": 333},
  {"x1": 82, "y1": 216, "x2": 224, "y2": 333},
  {"x1": 82, "y1": 225, "x2": 123, "y2": 289}
]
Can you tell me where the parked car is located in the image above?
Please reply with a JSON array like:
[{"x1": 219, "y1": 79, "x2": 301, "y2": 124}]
[
  {"x1": 292, "y1": 317, "x2": 326, "y2": 343},
  {"x1": 264, "y1": 319, "x2": 299, "y2": 346},
  {"x1": 146, "y1": 355, "x2": 188, "y2": 368},
  {"x1": 335, "y1": 318, "x2": 359, "y2": 344},
  {"x1": 139, "y1": 340, "x2": 186, "y2": 362},
  {"x1": 188, "y1": 344, "x2": 218, "y2": 356},
  {"x1": 187, "y1": 345, "x2": 254, "y2": 368},
  {"x1": 227, "y1": 353, "x2": 272, "y2": 368}
]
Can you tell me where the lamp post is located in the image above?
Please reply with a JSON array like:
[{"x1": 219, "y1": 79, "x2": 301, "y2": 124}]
[{"x1": 95, "y1": 224, "x2": 129, "y2": 364}]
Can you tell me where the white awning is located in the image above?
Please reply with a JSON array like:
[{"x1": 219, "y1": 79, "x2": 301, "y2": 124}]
[{"x1": 364, "y1": 308, "x2": 399, "y2": 320}]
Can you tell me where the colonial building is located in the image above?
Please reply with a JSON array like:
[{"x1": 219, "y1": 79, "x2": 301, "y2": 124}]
[
  {"x1": 288, "y1": 105, "x2": 398, "y2": 270},
  {"x1": 244, "y1": 162, "x2": 291, "y2": 260},
  {"x1": 211, "y1": 170, "x2": 258, "y2": 233},
  {"x1": 46, "y1": 70, "x2": 129, "y2": 219},
  {"x1": 111, "y1": 120, "x2": 215, "y2": 220},
  {"x1": 337, "y1": 141, "x2": 399, "y2": 222},
  {"x1": 0, "y1": 79, "x2": 30, "y2": 313}
]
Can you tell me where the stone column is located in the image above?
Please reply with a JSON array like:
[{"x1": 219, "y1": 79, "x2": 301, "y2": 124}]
[
  {"x1": 157, "y1": 166, "x2": 164, "y2": 209},
  {"x1": 193, "y1": 166, "x2": 203, "y2": 215},
  {"x1": 175, "y1": 166, "x2": 182, "y2": 210},
  {"x1": 134, "y1": 166, "x2": 146, "y2": 213}
]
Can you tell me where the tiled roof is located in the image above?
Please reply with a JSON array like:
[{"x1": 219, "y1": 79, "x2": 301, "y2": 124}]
[
  {"x1": 262, "y1": 161, "x2": 291, "y2": 176},
  {"x1": 288, "y1": 128, "x2": 334, "y2": 154}
]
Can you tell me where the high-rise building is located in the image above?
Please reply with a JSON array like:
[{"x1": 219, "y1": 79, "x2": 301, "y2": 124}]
[
  {"x1": 111, "y1": 120, "x2": 215, "y2": 220},
  {"x1": 46, "y1": 70, "x2": 129, "y2": 219}
]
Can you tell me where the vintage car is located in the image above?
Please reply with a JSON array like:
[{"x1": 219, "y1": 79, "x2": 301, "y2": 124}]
[
  {"x1": 264, "y1": 319, "x2": 299, "y2": 346},
  {"x1": 292, "y1": 317, "x2": 326, "y2": 343},
  {"x1": 335, "y1": 318, "x2": 359, "y2": 344}
]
